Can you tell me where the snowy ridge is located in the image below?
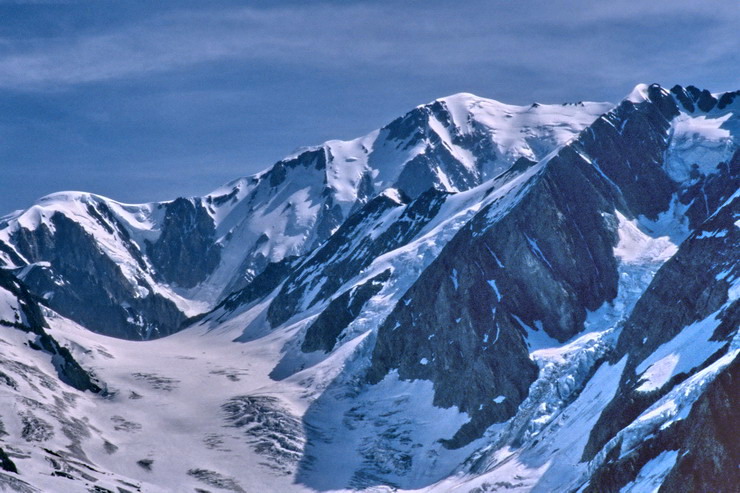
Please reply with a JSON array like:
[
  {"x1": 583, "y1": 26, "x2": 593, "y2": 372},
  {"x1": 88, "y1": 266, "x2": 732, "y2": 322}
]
[
  {"x1": 0, "y1": 83, "x2": 737, "y2": 492},
  {"x1": 0, "y1": 192, "x2": 205, "y2": 316},
  {"x1": 0, "y1": 95, "x2": 614, "y2": 340}
]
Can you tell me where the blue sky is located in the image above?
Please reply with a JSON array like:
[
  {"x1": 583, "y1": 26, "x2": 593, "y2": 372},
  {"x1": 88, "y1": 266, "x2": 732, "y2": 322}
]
[{"x1": 1, "y1": 0, "x2": 738, "y2": 214}]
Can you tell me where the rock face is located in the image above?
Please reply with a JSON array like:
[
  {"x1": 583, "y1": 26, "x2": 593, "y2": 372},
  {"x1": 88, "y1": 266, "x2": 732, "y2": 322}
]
[
  {"x1": 585, "y1": 359, "x2": 739, "y2": 493},
  {"x1": 582, "y1": 192, "x2": 740, "y2": 470},
  {"x1": 658, "y1": 360, "x2": 739, "y2": 493},
  {"x1": 5, "y1": 207, "x2": 186, "y2": 339},
  {"x1": 0, "y1": 268, "x2": 101, "y2": 393},
  {"x1": 0, "y1": 94, "x2": 610, "y2": 340},
  {"x1": 0, "y1": 84, "x2": 737, "y2": 492},
  {"x1": 266, "y1": 188, "x2": 451, "y2": 329},
  {"x1": 366, "y1": 144, "x2": 624, "y2": 447},
  {"x1": 145, "y1": 198, "x2": 221, "y2": 288},
  {"x1": 365, "y1": 83, "x2": 734, "y2": 448},
  {"x1": 302, "y1": 270, "x2": 391, "y2": 353}
]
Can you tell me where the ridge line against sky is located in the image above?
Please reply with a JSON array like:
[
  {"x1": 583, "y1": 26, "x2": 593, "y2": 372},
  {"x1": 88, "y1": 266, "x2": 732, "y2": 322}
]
[{"x1": 1, "y1": 0, "x2": 738, "y2": 213}]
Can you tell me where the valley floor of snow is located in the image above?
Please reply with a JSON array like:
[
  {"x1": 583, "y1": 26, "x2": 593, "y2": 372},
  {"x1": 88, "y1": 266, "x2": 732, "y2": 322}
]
[
  {"x1": 2, "y1": 195, "x2": 736, "y2": 493},
  {"x1": 0, "y1": 235, "x2": 695, "y2": 493},
  {"x1": 3, "y1": 91, "x2": 738, "y2": 490}
]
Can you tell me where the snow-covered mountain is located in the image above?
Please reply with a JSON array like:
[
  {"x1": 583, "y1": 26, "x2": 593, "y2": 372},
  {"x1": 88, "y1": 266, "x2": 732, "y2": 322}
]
[
  {"x1": 0, "y1": 83, "x2": 737, "y2": 493},
  {"x1": 0, "y1": 94, "x2": 610, "y2": 339}
]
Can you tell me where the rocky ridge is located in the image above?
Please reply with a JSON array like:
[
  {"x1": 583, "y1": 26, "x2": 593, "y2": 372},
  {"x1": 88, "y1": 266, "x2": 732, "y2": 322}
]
[{"x1": 0, "y1": 83, "x2": 736, "y2": 492}]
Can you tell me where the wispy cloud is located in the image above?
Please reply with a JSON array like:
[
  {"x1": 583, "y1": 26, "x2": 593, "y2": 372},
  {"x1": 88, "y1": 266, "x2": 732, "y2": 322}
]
[
  {"x1": 0, "y1": 1, "x2": 737, "y2": 93},
  {"x1": 1, "y1": 0, "x2": 737, "y2": 214}
]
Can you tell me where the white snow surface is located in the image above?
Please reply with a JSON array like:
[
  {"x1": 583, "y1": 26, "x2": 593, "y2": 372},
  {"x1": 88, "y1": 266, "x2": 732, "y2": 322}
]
[
  {"x1": 613, "y1": 211, "x2": 678, "y2": 264},
  {"x1": 635, "y1": 311, "x2": 727, "y2": 393},
  {"x1": 0, "y1": 93, "x2": 611, "y2": 312},
  {"x1": 665, "y1": 112, "x2": 736, "y2": 182},
  {"x1": 1, "y1": 86, "x2": 737, "y2": 493},
  {"x1": 0, "y1": 286, "x2": 22, "y2": 325},
  {"x1": 625, "y1": 83, "x2": 651, "y2": 104},
  {"x1": 619, "y1": 450, "x2": 679, "y2": 493}
]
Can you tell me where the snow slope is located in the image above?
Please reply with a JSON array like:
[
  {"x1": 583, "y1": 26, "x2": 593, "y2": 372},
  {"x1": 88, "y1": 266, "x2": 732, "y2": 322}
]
[
  {"x1": 0, "y1": 83, "x2": 737, "y2": 493},
  {"x1": 0, "y1": 94, "x2": 612, "y2": 331}
]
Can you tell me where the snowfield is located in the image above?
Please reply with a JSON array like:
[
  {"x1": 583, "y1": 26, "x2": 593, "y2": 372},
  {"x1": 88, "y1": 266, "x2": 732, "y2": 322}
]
[{"x1": 0, "y1": 83, "x2": 738, "y2": 492}]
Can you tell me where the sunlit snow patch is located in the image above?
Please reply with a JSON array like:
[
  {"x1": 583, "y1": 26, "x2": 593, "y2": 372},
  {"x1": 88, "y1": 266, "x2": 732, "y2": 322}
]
[{"x1": 635, "y1": 311, "x2": 727, "y2": 393}]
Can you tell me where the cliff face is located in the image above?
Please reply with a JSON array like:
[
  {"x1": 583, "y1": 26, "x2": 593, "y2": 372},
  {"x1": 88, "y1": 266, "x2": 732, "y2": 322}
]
[
  {"x1": 580, "y1": 192, "x2": 739, "y2": 491},
  {"x1": 0, "y1": 85, "x2": 736, "y2": 492},
  {"x1": 1, "y1": 93, "x2": 607, "y2": 341},
  {"x1": 0, "y1": 268, "x2": 101, "y2": 393},
  {"x1": 365, "y1": 84, "x2": 736, "y2": 449}
]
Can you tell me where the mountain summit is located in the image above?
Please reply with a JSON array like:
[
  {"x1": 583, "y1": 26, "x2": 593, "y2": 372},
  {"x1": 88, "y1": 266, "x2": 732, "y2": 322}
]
[
  {"x1": 0, "y1": 93, "x2": 611, "y2": 338},
  {"x1": 0, "y1": 83, "x2": 737, "y2": 492}
]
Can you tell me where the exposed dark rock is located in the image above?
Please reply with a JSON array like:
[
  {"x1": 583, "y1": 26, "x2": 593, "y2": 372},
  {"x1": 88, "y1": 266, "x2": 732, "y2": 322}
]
[
  {"x1": 20, "y1": 412, "x2": 54, "y2": 442},
  {"x1": 207, "y1": 186, "x2": 239, "y2": 207},
  {"x1": 217, "y1": 256, "x2": 299, "y2": 314},
  {"x1": 302, "y1": 270, "x2": 391, "y2": 353},
  {"x1": 374, "y1": 99, "x2": 503, "y2": 199},
  {"x1": 382, "y1": 104, "x2": 432, "y2": 145},
  {"x1": 671, "y1": 84, "x2": 723, "y2": 113},
  {"x1": 578, "y1": 85, "x2": 678, "y2": 220},
  {"x1": 264, "y1": 148, "x2": 327, "y2": 189},
  {"x1": 583, "y1": 194, "x2": 739, "y2": 462},
  {"x1": 0, "y1": 370, "x2": 18, "y2": 390},
  {"x1": 311, "y1": 197, "x2": 345, "y2": 250},
  {"x1": 187, "y1": 468, "x2": 246, "y2": 492},
  {"x1": 390, "y1": 103, "x2": 479, "y2": 198},
  {"x1": 671, "y1": 85, "x2": 695, "y2": 113},
  {"x1": 89, "y1": 486, "x2": 115, "y2": 493},
  {"x1": 267, "y1": 187, "x2": 451, "y2": 329},
  {"x1": 678, "y1": 150, "x2": 739, "y2": 229},
  {"x1": 222, "y1": 395, "x2": 304, "y2": 474},
  {"x1": 717, "y1": 90, "x2": 739, "y2": 110},
  {"x1": 40, "y1": 335, "x2": 103, "y2": 393},
  {"x1": 110, "y1": 416, "x2": 142, "y2": 433},
  {"x1": 659, "y1": 358, "x2": 739, "y2": 492},
  {"x1": 0, "y1": 268, "x2": 47, "y2": 332},
  {"x1": 367, "y1": 139, "x2": 624, "y2": 447},
  {"x1": 131, "y1": 372, "x2": 179, "y2": 392},
  {"x1": 0, "y1": 472, "x2": 36, "y2": 493},
  {"x1": 10, "y1": 213, "x2": 186, "y2": 340},
  {"x1": 145, "y1": 198, "x2": 221, "y2": 288},
  {"x1": 0, "y1": 447, "x2": 17, "y2": 474},
  {"x1": 493, "y1": 157, "x2": 537, "y2": 183},
  {"x1": 0, "y1": 268, "x2": 102, "y2": 393},
  {"x1": 584, "y1": 357, "x2": 738, "y2": 493},
  {"x1": 84, "y1": 202, "x2": 148, "y2": 271},
  {"x1": 0, "y1": 240, "x2": 25, "y2": 268},
  {"x1": 103, "y1": 441, "x2": 118, "y2": 454}
]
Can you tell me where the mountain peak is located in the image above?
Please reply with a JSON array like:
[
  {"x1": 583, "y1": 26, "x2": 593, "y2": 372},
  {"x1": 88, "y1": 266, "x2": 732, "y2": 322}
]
[
  {"x1": 624, "y1": 82, "x2": 670, "y2": 103},
  {"x1": 0, "y1": 82, "x2": 737, "y2": 493}
]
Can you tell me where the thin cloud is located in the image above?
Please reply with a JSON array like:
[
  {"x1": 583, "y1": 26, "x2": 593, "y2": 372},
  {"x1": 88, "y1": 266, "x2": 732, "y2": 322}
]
[{"x1": 0, "y1": 1, "x2": 736, "y2": 91}]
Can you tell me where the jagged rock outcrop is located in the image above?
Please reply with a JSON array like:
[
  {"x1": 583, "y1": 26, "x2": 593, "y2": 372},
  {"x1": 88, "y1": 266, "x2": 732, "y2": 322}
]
[
  {"x1": 5, "y1": 210, "x2": 186, "y2": 339},
  {"x1": 365, "y1": 84, "x2": 701, "y2": 447},
  {"x1": 583, "y1": 192, "x2": 739, "y2": 464},
  {"x1": 146, "y1": 197, "x2": 221, "y2": 288},
  {"x1": 0, "y1": 268, "x2": 101, "y2": 393},
  {"x1": 584, "y1": 359, "x2": 738, "y2": 493},
  {"x1": 302, "y1": 270, "x2": 391, "y2": 353}
]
